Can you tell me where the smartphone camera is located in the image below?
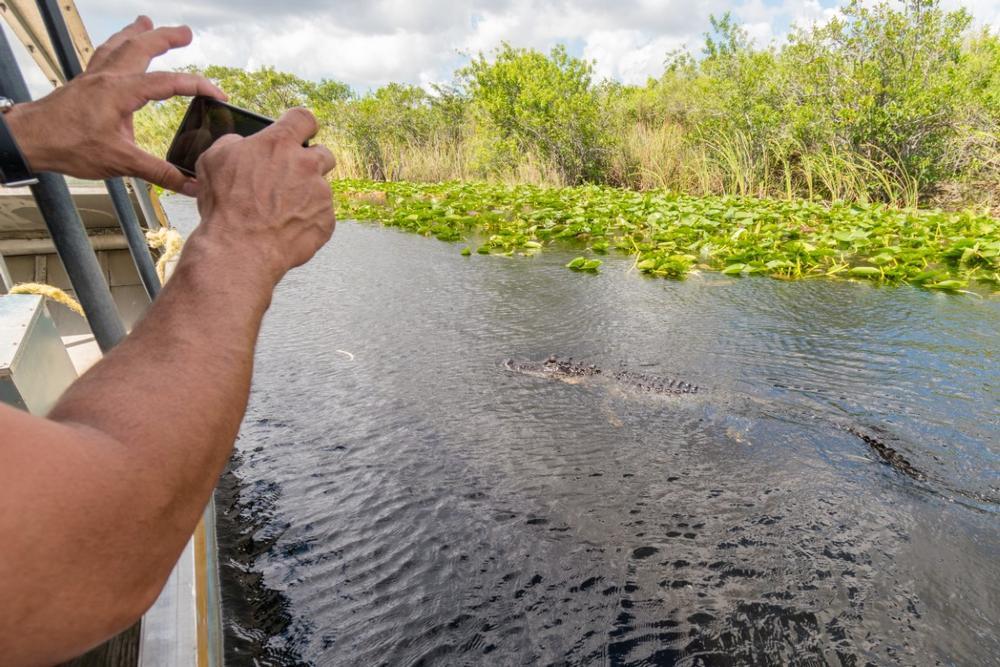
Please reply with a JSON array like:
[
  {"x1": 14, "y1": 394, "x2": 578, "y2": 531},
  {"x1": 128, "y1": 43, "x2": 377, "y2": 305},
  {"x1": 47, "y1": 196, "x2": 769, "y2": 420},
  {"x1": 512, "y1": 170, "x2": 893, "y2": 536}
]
[{"x1": 165, "y1": 96, "x2": 273, "y2": 177}]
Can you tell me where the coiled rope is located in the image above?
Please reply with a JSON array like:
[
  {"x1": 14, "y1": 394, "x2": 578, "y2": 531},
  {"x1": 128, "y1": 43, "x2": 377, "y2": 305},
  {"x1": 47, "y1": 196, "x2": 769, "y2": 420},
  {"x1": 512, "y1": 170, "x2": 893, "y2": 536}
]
[
  {"x1": 5, "y1": 226, "x2": 184, "y2": 316},
  {"x1": 145, "y1": 227, "x2": 184, "y2": 283},
  {"x1": 8, "y1": 283, "x2": 85, "y2": 316}
]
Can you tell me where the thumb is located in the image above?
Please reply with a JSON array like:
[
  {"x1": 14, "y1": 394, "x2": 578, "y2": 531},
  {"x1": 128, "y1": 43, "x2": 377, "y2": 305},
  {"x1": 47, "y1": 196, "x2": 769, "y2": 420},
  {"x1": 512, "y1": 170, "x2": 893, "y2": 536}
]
[{"x1": 123, "y1": 145, "x2": 196, "y2": 195}]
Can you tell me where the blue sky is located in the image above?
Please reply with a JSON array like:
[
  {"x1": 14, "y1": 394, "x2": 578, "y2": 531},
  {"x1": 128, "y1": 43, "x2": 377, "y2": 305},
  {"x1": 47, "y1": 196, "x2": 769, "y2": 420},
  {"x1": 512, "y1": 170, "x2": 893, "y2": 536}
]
[{"x1": 10, "y1": 0, "x2": 1000, "y2": 94}]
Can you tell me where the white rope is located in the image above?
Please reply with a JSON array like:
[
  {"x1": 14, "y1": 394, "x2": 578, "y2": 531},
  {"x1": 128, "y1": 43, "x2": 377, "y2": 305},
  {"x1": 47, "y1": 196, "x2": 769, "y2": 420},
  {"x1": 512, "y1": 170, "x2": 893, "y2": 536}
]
[
  {"x1": 145, "y1": 227, "x2": 184, "y2": 283},
  {"x1": 8, "y1": 283, "x2": 85, "y2": 316}
]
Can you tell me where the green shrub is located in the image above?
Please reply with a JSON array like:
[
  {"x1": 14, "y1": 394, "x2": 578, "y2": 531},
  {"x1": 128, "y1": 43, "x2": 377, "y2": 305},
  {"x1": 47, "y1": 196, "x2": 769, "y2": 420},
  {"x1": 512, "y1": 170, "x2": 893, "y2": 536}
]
[
  {"x1": 459, "y1": 44, "x2": 610, "y2": 184},
  {"x1": 132, "y1": 0, "x2": 999, "y2": 211}
]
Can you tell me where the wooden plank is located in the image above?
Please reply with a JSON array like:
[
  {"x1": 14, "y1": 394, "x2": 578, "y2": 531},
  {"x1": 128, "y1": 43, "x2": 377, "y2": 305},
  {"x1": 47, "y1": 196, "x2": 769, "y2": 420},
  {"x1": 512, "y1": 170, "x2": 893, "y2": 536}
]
[{"x1": 0, "y1": 0, "x2": 94, "y2": 86}]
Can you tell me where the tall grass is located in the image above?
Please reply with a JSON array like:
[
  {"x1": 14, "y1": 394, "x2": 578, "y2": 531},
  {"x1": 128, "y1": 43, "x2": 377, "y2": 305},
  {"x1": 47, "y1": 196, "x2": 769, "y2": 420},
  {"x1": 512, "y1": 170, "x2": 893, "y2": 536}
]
[
  {"x1": 137, "y1": 96, "x2": 991, "y2": 214},
  {"x1": 605, "y1": 131, "x2": 933, "y2": 209},
  {"x1": 315, "y1": 123, "x2": 988, "y2": 211},
  {"x1": 608, "y1": 123, "x2": 690, "y2": 191}
]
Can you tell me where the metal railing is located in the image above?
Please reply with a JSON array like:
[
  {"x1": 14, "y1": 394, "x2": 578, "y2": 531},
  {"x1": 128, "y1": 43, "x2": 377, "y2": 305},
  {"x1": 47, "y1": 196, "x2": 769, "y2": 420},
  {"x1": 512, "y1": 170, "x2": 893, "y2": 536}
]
[
  {"x1": 35, "y1": 0, "x2": 162, "y2": 301},
  {"x1": 0, "y1": 0, "x2": 168, "y2": 351},
  {"x1": 0, "y1": 28, "x2": 126, "y2": 351}
]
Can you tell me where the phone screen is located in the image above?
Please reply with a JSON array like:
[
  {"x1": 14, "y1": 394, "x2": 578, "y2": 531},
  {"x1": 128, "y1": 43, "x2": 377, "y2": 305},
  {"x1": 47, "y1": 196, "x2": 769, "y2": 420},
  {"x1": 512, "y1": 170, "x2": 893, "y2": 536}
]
[{"x1": 166, "y1": 96, "x2": 273, "y2": 176}]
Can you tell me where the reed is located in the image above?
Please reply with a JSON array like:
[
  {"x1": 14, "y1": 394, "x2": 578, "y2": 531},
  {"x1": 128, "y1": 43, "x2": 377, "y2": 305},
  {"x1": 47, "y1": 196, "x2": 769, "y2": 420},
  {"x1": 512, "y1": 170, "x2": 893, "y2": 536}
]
[{"x1": 137, "y1": 99, "x2": 978, "y2": 213}]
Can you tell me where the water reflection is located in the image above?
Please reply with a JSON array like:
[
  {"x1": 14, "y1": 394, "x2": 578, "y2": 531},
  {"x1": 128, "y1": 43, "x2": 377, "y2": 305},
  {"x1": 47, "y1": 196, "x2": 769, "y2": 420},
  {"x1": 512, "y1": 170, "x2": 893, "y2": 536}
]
[{"x1": 165, "y1": 198, "x2": 999, "y2": 665}]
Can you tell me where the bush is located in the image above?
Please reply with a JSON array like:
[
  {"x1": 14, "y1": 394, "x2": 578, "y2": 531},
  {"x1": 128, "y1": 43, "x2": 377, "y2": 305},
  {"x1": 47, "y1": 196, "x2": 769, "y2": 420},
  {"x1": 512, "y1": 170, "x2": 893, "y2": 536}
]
[
  {"x1": 132, "y1": 0, "x2": 999, "y2": 211},
  {"x1": 460, "y1": 44, "x2": 610, "y2": 184}
]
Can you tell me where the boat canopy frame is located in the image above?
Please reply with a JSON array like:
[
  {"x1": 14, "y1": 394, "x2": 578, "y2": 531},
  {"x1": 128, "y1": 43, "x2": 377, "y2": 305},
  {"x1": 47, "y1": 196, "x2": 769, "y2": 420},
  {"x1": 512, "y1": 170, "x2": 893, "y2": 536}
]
[{"x1": 0, "y1": 0, "x2": 167, "y2": 351}]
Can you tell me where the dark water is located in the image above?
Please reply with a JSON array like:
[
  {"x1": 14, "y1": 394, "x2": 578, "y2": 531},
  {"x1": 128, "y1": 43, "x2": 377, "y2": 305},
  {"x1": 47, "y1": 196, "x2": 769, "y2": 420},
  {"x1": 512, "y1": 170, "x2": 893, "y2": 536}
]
[{"x1": 166, "y1": 199, "x2": 1000, "y2": 666}]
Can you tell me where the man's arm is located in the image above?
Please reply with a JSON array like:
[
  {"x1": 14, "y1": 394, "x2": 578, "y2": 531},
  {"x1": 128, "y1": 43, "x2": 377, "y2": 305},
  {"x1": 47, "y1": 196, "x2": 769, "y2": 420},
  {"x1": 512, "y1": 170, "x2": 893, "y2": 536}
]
[{"x1": 0, "y1": 99, "x2": 335, "y2": 667}]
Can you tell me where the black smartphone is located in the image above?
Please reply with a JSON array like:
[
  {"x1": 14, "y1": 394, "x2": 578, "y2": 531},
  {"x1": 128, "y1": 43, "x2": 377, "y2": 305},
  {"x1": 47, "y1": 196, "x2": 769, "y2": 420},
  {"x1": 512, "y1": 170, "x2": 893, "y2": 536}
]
[{"x1": 165, "y1": 96, "x2": 274, "y2": 177}]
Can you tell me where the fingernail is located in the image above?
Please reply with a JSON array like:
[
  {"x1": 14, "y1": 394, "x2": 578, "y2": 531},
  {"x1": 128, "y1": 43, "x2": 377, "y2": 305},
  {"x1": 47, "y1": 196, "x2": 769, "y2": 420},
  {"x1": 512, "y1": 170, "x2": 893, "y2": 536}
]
[{"x1": 181, "y1": 181, "x2": 199, "y2": 197}]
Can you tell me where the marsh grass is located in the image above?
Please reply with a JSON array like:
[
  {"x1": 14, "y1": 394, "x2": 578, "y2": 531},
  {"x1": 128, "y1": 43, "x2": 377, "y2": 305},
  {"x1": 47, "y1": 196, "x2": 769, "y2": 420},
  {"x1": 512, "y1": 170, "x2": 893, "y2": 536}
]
[{"x1": 317, "y1": 125, "x2": 955, "y2": 213}]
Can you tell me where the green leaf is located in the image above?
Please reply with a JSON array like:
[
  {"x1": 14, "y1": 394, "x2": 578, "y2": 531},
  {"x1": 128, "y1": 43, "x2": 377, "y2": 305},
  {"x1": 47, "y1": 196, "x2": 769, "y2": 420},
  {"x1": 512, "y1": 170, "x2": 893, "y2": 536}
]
[
  {"x1": 848, "y1": 266, "x2": 882, "y2": 277},
  {"x1": 926, "y1": 280, "x2": 966, "y2": 291}
]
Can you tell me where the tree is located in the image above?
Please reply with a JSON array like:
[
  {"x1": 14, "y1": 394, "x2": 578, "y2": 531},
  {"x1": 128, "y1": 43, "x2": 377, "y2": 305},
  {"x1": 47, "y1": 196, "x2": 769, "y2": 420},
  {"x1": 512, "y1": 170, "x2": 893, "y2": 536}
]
[
  {"x1": 783, "y1": 0, "x2": 973, "y2": 193},
  {"x1": 341, "y1": 84, "x2": 434, "y2": 180},
  {"x1": 460, "y1": 43, "x2": 609, "y2": 184}
]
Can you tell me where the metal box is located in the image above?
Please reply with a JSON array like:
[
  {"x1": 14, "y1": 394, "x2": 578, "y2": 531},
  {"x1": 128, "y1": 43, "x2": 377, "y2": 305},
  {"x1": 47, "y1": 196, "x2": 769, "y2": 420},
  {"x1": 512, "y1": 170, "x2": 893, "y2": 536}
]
[{"x1": 0, "y1": 294, "x2": 78, "y2": 415}]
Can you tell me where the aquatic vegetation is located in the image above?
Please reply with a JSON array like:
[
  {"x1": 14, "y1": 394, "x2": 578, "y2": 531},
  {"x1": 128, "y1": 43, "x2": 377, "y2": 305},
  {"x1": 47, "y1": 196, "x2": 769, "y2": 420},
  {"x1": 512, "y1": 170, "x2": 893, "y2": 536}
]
[
  {"x1": 332, "y1": 179, "x2": 1000, "y2": 292},
  {"x1": 566, "y1": 257, "x2": 602, "y2": 272}
]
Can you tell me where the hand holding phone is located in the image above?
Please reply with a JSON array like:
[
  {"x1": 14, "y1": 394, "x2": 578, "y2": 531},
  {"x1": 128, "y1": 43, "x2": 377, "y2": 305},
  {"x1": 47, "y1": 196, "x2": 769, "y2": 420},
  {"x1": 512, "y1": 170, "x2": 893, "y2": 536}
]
[
  {"x1": 166, "y1": 96, "x2": 274, "y2": 176},
  {"x1": 188, "y1": 107, "x2": 337, "y2": 284}
]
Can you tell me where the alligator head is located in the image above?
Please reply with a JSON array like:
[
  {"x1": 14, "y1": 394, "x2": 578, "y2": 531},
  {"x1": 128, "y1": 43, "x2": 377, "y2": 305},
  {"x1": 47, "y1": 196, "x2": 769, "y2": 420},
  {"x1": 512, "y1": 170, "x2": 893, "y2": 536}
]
[{"x1": 502, "y1": 356, "x2": 602, "y2": 384}]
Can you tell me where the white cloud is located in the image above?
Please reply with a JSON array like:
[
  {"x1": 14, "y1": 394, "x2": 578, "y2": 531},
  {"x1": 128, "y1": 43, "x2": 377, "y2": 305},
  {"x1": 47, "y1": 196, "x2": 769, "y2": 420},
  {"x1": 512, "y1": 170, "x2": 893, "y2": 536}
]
[
  {"x1": 146, "y1": 18, "x2": 463, "y2": 90},
  {"x1": 584, "y1": 30, "x2": 689, "y2": 83},
  {"x1": 942, "y1": 0, "x2": 1000, "y2": 25},
  {"x1": 70, "y1": 0, "x2": 1000, "y2": 92}
]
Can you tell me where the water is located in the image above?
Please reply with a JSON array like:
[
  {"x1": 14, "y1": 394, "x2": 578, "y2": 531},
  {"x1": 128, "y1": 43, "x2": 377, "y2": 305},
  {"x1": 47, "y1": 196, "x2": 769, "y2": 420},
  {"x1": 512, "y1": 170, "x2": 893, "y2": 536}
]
[{"x1": 165, "y1": 198, "x2": 1000, "y2": 666}]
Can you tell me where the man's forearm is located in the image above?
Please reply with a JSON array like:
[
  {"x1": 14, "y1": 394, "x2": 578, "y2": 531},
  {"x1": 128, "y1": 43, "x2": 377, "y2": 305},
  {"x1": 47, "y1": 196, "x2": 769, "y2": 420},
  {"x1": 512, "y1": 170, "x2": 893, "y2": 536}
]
[
  {"x1": 51, "y1": 230, "x2": 273, "y2": 554},
  {"x1": 0, "y1": 230, "x2": 275, "y2": 664}
]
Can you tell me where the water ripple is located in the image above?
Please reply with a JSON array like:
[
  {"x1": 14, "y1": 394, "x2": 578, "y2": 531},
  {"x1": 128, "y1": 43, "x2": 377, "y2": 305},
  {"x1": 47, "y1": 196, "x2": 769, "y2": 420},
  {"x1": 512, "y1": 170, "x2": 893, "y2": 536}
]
[{"x1": 162, "y1": 199, "x2": 1000, "y2": 666}]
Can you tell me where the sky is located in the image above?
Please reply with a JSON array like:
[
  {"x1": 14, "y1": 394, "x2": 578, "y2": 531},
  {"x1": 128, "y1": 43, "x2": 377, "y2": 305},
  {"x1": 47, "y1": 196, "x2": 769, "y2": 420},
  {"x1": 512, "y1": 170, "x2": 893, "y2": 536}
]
[{"x1": 7, "y1": 0, "x2": 1000, "y2": 96}]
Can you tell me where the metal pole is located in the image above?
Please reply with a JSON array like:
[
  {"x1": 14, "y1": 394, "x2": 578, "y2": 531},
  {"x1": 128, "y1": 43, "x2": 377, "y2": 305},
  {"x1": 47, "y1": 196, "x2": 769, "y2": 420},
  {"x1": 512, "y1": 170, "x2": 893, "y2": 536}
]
[
  {"x1": 131, "y1": 178, "x2": 164, "y2": 230},
  {"x1": 0, "y1": 30, "x2": 125, "y2": 351},
  {"x1": 105, "y1": 178, "x2": 162, "y2": 297},
  {"x1": 36, "y1": 0, "x2": 162, "y2": 300},
  {"x1": 0, "y1": 253, "x2": 13, "y2": 292}
]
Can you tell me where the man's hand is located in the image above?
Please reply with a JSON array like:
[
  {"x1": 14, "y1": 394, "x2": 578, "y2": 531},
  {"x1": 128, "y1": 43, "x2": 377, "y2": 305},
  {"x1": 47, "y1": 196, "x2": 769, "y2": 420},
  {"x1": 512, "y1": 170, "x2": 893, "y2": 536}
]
[
  {"x1": 4, "y1": 16, "x2": 225, "y2": 195},
  {"x1": 189, "y1": 107, "x2": 337, "y2": 285}
]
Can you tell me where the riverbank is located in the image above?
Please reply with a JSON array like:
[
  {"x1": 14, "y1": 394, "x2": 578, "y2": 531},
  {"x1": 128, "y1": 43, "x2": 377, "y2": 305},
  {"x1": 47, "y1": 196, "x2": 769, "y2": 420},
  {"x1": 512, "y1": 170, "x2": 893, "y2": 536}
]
[{"x1": 332, "y1": 180, "x2": 1000, "y2": 293}]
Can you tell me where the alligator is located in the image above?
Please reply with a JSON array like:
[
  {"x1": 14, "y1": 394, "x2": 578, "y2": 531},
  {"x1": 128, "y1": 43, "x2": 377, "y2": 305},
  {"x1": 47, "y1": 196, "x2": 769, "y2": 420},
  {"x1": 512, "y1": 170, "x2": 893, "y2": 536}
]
[
  {"x1": 503, "y1": 356, "x2": 700, "y2": 395},
  {"x1": 842, "y1": 426, "x2": 925, "y2": 481},
  {"x1": 503, "y1": 355, "x2": 925, "y2": 481}
]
